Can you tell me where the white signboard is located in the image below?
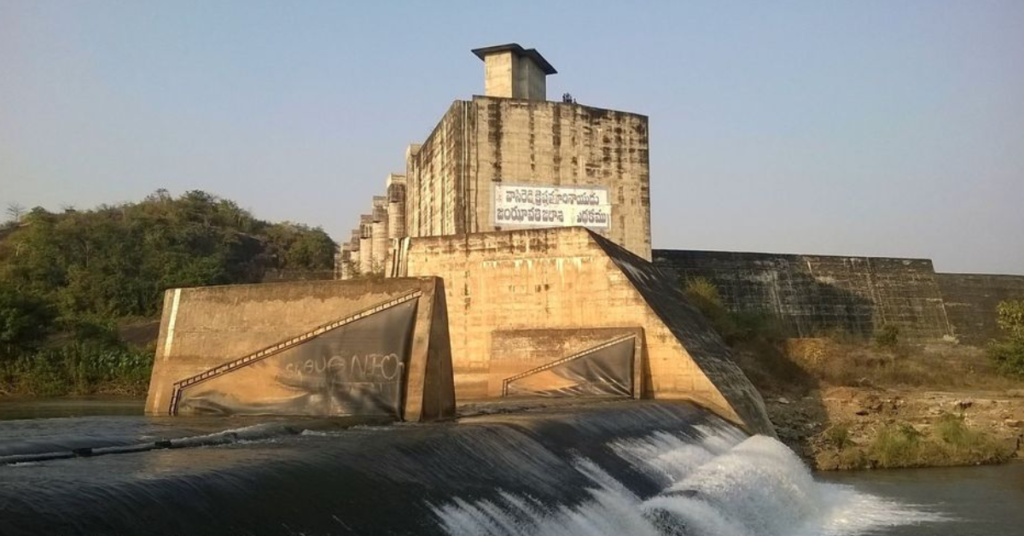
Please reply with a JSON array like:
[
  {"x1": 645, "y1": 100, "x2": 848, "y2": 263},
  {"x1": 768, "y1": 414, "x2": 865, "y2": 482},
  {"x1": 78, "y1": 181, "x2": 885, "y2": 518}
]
[{"x1": 494, "y1": 184, "x2": 612, "y2": 229}]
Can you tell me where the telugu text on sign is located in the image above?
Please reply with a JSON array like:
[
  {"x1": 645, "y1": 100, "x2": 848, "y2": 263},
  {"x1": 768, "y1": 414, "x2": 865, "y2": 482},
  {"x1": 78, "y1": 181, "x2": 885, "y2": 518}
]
[{"x1": 494, "y1": 184, "x2": 612, "y2": 229}]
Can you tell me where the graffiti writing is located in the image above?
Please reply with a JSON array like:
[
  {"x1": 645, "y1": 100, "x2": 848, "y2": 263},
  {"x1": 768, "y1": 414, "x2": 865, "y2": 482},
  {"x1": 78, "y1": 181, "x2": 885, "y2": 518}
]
[{"x1": 284, "y1": 353, "x2": 405, "y2": 383}]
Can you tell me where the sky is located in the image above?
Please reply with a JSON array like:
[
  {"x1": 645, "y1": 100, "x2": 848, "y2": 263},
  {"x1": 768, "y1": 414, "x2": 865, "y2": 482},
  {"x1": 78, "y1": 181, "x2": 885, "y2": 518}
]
[{"x1": 1, "y1": 1, "x2": 1022, "y2": 274}]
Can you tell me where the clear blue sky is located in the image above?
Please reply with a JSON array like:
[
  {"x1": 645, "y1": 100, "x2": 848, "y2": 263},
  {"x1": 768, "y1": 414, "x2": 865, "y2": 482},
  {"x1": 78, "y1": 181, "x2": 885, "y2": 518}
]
[{"x1": 2, "y1": 1, "x2": 1022, "y2": 274}]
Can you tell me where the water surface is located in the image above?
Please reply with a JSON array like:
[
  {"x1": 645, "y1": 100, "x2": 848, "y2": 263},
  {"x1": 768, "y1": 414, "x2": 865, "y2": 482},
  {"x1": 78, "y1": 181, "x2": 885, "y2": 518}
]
[
  {"x1": 819, "y1": 462, "x2": 1024, "y2": 535},
  {"x1": 1, "y1": 398, "x2": 1015, "y2": 535}
]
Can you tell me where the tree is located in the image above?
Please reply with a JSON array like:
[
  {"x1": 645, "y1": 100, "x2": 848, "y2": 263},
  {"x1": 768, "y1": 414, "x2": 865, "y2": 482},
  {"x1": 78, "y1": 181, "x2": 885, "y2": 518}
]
[
  {"x1": 989, "y1": 300, "x2": 1024, "y2": 377},
  {"x1": 0, "y1": 283, "x2": 55, "y2": 359},
  {"x1": 5, "y1": 202, "x2": 25, "y2": 223}
]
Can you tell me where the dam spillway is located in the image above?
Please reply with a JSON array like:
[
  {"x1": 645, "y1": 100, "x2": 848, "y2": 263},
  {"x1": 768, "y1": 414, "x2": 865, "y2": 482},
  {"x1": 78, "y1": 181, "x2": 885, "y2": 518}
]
[{"x1": 0, "y1": 401, "x2": 941, "y2": 536}]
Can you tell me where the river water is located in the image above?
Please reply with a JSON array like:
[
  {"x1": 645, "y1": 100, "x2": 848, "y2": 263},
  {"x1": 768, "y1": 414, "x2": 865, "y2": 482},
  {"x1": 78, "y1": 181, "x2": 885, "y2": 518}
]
[{"x1": 0, "y1": 398, "x2": 1020, "y2": 535}]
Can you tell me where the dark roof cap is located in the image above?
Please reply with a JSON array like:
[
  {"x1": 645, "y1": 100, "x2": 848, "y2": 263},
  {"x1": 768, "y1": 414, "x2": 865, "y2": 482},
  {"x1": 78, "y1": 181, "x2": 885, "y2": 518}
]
[{"x1": 471, "y1": 43, "x2": 557, "y2": 75}]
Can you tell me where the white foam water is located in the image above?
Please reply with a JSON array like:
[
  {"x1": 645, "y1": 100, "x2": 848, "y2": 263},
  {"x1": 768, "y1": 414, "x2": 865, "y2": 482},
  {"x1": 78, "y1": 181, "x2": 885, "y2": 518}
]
[{"x1": 433, "y1": 424, "x2": 945, "y2": 536}]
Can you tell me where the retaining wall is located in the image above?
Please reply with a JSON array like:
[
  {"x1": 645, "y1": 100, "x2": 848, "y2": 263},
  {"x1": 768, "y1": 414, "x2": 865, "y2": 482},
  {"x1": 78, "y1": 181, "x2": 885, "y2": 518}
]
[
  {"x1": 937, "y1": 273, "x2": 1024, "y2": 345},
  {"x1": 653, "y1": 250, "x2": 952, "y2": 340},
  {"x1": 145, "y1": 278, "x2": 454, "y2": 422}
]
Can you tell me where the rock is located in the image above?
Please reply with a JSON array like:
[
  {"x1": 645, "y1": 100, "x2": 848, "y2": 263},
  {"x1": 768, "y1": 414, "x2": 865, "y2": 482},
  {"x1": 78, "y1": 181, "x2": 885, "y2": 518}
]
[
  {"x1": 954, "y1": 399, "x2": 974, "y2": 410},
  {"x1": 1005, "y1": 419, "x2": 1023, "y2": 429},
  {"x1": 777, "y1": 397, "x2": 791, "y2": 405}
]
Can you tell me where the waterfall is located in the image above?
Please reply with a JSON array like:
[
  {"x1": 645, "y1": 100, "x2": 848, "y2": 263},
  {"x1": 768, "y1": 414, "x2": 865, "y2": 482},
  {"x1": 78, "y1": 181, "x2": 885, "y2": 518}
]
[{"x1": 434, "y1": 423, "x2": 942, "y2": 536}]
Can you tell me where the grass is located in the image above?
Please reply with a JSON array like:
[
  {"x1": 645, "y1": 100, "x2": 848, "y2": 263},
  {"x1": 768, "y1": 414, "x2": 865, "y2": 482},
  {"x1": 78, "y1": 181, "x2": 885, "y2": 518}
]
[
  {"x1": 823, "y1": 421, "x2": 853, "y2": 450},
  {"x1": 869, "y1": 423, "x2": 923, "y2": 467},
  {"x1": 0, "y1": 342, "x2": 153, "y2": 397},
  {"x1": 819, "y1": 415, "x2": 1013, "y2": 470},
  {"x1": 785, "y1": 338, "x2": 1018, "y2": 391}
]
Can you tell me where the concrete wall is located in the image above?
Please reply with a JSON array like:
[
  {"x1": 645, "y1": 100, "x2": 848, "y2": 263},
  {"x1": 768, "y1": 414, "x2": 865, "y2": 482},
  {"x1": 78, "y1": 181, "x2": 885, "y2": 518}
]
[
  {"x1": 937, "y1": 273, "x2": 1024, "y2": 345},
  {"x1": 484, "y1": 52, "x2": 516, "y2": 99},
  {"x1": 145, "y1": 278, "x2": 455, "y2": 422},
  {"x1": 405, "y1": 101, "x2": 466, "y2": 239},
  {"x1": 371, "y1": 197, "x2": 389, "y2": 271},
  {"x1": 404, "y1": 97, "x2": 651, "y2": 260},
  {"x1": 481, "y1": 50, "x2": 547, "y2": 101},
  {"x1": 358, "y1": 214, "x2": 373, "y2": 275},
  {"x1": 387, "y1": 180, "x2": 406, "y2": 239},
  {"x1": 654, "y1": 249, "x2": 953, "y2": 340},
  {"x1": 397, "y1": 227, "x2": 773, "y2": 436}
]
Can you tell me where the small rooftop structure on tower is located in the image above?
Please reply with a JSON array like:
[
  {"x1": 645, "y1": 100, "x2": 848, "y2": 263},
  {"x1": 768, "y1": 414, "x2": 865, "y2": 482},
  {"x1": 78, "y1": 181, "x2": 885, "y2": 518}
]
[{"x1": 471, "y1": 43, "x2": 556, "y2": 101}]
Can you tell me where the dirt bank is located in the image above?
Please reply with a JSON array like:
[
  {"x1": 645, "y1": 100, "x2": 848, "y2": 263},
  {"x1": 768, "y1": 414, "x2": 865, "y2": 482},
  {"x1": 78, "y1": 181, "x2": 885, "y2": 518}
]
[
  {"x1": 768, "y1": 386, "x2": 1024, "y2": 470},
  {"x1": 733, "y1": 338, "x2": 1024, "y2": 470}
]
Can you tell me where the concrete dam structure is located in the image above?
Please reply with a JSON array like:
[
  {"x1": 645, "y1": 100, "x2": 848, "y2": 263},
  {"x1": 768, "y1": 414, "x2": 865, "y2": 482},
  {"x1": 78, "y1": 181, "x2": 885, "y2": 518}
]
[
  {"x1": 145, "y1": 43, "x2": 774, "y2": 435},
  {"x1": 146, "y1": 42, "x2": 1022, "y2": 434},
  {"x1": 326, "y1": 43, "x2": 772, "y2": 434},
  {"x1": 654, "y1": 249, "x2": 1024, "y2": 344},
  {"x1": 337, "y1": 43, "x2": 652, "y2": 277},
  {"x1": 145, "y1": 278, "x2": 455, "y2": 422},
  {"x1": 391, "y1": 227, "x2": 774, "y2": 435}
]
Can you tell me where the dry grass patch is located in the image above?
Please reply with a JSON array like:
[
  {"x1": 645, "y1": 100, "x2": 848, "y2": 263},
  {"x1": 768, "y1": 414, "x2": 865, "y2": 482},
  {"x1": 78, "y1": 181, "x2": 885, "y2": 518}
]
[{"x1": 787, "y1": 339, "x2": 1019, "y2": 391}]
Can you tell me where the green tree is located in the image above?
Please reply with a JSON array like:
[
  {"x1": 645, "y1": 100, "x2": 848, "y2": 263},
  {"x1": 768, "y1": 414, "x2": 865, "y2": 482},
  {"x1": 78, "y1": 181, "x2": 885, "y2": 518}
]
[
  {"x1": 0, "y1": 283, "x2": 55, "y2": 360},
  {"x1": 0, "y1": 190, "x2": 338, "y2": 394},
  {"x1": 989, "y1": 300, "x2": 1024, "y2": 377}
]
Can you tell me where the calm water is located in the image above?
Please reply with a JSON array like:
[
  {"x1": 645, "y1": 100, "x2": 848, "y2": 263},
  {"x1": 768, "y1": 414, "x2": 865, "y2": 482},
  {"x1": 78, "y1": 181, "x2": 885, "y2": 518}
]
[
  {"x1": 819, "y1": 462, "x2": 1024, "y2": 535},
  {"x1": 0, "y1": 398, "x2": 1020, "y2": 535}
]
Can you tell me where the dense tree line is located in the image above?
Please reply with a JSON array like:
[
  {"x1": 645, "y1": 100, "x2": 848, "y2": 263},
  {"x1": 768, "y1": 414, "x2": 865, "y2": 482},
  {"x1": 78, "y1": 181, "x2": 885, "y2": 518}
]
[{"x1": 0, "y1": 190, "x2": 336, "y2": 395}]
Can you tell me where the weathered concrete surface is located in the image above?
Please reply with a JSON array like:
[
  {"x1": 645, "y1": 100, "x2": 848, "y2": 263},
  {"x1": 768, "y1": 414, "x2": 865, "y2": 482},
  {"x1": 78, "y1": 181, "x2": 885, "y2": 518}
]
[
  {"x1": 358, "y1": 214, "x2": 373, "y2": 275},
  {"x1": 387, "y1": 175, "x2": 406, "y2": 239},
  {"x1": 338, "y1": 45, "x2": 651, "y2": 275},
  {"x1": 937, "y1": 273, "x2": 1024, "y2": 345},
  {"x1": 654, "y1": 249, "x2": 953, "y2": 340},
  {"x1": 397, "y1": 227, "x2": 774, "y2": 436},
  {"x1": 473, "y1": 43, "x2": 555, "y2": 101},
  {"x1": 403, "y1": 97, "x2": 651, "y2": 260},
  {"x1": 145, "y1": 278, "x2": 454, "y2": 422}
]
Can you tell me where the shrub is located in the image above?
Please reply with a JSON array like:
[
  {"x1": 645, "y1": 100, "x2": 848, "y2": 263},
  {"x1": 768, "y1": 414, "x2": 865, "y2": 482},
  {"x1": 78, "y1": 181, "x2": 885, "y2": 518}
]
[
  {"x1": 824, "y1": 422, "x2": 852, "y2": 450},
  {"x1": 870, "y1": 423, "x2": 922, "y2": 467},
  {"x1": 989, "y1": 300, "x2": 1024, "y2": 378},
  {"x1": 874, "y1": 324, "x2": 900, "y2": 349},
  {"x1": 935, "y1": 413, "x2": 974, "y2": 446},
  {"x1": 730, "y1": 311, "x2": 784, "y2": 344},
  {"x1": 682, "y1": 278, "x2": 784, "y2": 345},
  {"x1": 996, "y1": 300, "x2": 1024, "y2": 339},
  {"x1": 0, "y1": 340, "x2": 152, "y2": 396},
  {"x1": 989, "y1": 338, "x2": 1024, "y2": 378},
  {"x1": 683, "y1": 277, "x2": 726, "y2": 319}
]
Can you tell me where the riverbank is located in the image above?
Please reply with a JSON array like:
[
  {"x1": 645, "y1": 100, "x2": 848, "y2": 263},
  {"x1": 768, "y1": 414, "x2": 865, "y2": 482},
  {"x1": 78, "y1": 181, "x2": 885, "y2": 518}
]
[
  {"x1": 768, "y1": 386, "x2": 1024, "y2": 470},
  {"x1": 733, "y1": 338, "x2": 1024, "y2": 470}
]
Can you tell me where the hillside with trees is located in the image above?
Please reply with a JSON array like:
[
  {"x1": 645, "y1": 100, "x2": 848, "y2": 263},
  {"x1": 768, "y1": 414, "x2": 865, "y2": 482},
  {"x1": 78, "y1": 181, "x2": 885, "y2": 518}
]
[{"x1": 0, "y1": 190, "x2": 336, "y2": 396}]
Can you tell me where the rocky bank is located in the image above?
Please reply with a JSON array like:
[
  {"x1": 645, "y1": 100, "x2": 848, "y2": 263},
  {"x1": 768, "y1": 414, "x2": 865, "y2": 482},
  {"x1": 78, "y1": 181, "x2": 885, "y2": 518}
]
[{"x1": 767, "y1": 386, "x2": 1024, "y2": 470}]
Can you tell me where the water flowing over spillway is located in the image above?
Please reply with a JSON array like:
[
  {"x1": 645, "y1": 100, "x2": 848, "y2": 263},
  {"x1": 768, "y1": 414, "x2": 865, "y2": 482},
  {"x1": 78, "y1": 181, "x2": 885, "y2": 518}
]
[{"x1": 0, "y1": 401, "x2": 940, "y2": 535}]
